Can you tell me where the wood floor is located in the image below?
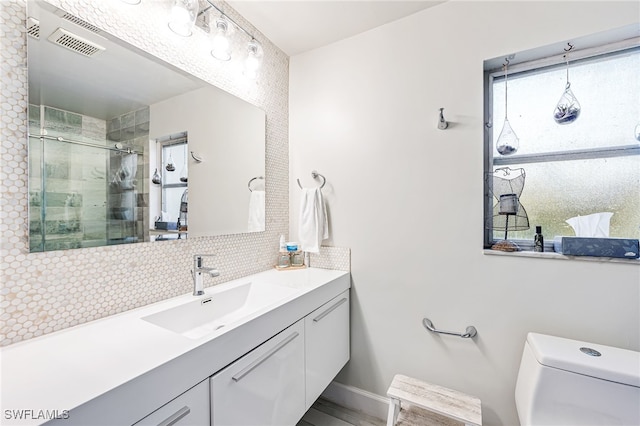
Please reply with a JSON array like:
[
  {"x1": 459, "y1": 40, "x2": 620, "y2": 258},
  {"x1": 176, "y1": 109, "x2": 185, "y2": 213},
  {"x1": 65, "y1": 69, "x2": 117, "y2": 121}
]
[{"x1": 298, "y1": 398, "x2": 386, "y2": 426}]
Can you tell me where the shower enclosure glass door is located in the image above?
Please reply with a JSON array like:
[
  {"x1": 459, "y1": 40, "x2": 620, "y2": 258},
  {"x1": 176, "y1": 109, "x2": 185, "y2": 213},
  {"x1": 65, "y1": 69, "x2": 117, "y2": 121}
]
[{"x1": 28, "y1": 105, "x2": 148, "y2": 252}]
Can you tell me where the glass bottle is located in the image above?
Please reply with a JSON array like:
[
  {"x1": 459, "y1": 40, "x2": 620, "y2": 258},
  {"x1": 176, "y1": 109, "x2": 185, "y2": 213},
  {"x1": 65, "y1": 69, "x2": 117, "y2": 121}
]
[
  {"x1": 277, "y1": 252, "x2": 290, "y2": 268},
  {"x1": 291, "y1": 250, "x2": 304, "y2": 267},
  {"x1": 534, "y1": 226, "x2": 544, "y2": 252}
]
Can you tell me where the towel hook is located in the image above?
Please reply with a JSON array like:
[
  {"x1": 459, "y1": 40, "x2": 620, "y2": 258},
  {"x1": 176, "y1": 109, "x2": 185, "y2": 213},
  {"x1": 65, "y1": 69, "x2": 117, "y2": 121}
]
[
  {"x1": 190, "y1": 151, "x2": 203, "y2": 163},
  {"x1": 297, "y1": 170, "x2": 326, "y2": 189},
  {"x1": 437, "y1": 107, "x2": 448, "y2": 130},
  {"x1": 247, "y1": 176, "x2": 264, "y2": 192}
]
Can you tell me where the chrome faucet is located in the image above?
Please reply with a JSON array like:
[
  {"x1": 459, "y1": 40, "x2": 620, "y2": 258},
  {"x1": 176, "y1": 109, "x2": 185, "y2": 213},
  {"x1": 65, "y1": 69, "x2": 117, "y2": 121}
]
[{"x1": 192, "y1": 254, "x2": 219, "y2": 296}]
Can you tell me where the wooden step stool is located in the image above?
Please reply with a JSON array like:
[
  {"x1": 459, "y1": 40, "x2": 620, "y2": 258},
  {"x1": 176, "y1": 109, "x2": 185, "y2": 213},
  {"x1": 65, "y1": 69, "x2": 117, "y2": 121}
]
[{"x1": 386, "y1": 374, "x2": 482, "y2": 426}]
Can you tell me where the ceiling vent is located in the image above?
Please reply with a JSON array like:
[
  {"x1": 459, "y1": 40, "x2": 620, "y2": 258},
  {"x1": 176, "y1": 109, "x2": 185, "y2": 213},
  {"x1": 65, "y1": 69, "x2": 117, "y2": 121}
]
[
  {"x1": 47, "y1": 28, "x2": 106, "y2": 57},
  {"x1": 55, "y1": 10, "x2": 101, "y2": 34},
  {"x1": 27, "y1": 17, "x2": 40, "y2": 39}
]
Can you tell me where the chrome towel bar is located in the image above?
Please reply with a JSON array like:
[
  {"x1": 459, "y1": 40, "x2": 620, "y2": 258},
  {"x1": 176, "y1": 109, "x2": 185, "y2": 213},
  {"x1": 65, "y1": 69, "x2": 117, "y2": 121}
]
[{"x1": 422, "y1": 318, "x2": 477, "y2": 339}]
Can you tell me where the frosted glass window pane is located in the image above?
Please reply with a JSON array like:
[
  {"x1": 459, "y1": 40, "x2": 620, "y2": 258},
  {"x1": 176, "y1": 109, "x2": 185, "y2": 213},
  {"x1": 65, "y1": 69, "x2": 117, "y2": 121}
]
[
  {"x1": 492, "y1": 156, "x2": 640, "y2": 241},
  {"x1": 163, "y1": 187, "x2": 185, "y2": 222},
  {"x1": 492, "y1": 49, "x2": 639, "y2": 155}
]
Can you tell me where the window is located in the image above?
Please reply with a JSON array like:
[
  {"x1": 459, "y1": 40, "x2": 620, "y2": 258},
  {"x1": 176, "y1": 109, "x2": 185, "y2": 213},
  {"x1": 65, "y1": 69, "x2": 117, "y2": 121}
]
[
  {"x1": 484, "y1": 41, "x2": 639, "y2": 251},
  {"x1": 161, "y1": 139, "x2": 188, "y2": 225}
]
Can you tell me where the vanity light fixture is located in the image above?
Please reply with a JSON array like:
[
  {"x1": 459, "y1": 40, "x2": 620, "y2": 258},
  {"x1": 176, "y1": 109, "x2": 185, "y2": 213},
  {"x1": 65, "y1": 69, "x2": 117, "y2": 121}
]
[
  {"x1": 164, "y1": 0, "x2": 264, "y2": 75},
  {"x1": 168, "y1": 0, "x2": 199, "y2": 37},
  {"x1": 211, "y1": 16, "x2": 232, "y2": 61}
]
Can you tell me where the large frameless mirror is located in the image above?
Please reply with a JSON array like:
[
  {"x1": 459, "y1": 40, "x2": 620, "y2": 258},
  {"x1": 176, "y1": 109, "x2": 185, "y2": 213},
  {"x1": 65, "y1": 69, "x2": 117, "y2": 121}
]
[{"x1": 27, "y1": 1, "x2": 266, "y2": 252}]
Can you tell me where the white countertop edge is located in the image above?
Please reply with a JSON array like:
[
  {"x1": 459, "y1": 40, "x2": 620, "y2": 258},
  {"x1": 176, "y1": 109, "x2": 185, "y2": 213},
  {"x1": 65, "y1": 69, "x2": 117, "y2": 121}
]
[{"x1": 0, "y1": 268, "x2": 350, "y2": 426}]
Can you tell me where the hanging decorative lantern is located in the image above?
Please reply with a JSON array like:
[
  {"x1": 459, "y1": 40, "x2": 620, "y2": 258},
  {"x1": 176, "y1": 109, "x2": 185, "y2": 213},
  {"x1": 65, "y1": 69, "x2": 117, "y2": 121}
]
[
  {"x1": 553, "y1": 43, "x2": 581, "y2": 125},
  {"x1": 496, "y1": 58, "x2": 520, "y2": 156}
]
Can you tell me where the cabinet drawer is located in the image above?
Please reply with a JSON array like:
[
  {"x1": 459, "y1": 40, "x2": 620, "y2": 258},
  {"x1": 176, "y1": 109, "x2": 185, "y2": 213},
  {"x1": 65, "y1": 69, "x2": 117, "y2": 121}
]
[
  {"x1": 210, "y1": 320, "x2": 305, "y2": 426},
  {"x1": 134, "y1": 379, "x2": 209, "y2": 426},
  {"x1": 305, "y1": 290, "x2": 350, "y2": 410}
]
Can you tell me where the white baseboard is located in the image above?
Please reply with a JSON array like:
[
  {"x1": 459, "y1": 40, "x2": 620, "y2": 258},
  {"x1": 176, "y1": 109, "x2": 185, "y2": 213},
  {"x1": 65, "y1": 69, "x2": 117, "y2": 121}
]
[{"x1": 320, "y1": 381, "x2": 390, "y2": 421}]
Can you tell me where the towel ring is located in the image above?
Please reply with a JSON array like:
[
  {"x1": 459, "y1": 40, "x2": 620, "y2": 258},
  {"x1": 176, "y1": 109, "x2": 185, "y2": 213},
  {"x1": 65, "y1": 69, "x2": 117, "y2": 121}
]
[
  {"x1": 297, "y1": 170, "x2": 326, "y2": 189},
  {"x1": 248, "y1": 176, "x2": 264, "y2": 192}
]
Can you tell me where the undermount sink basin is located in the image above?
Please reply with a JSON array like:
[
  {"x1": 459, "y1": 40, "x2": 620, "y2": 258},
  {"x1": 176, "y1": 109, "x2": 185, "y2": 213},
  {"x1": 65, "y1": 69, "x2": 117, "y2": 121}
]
[{"x1": 142, "y1": 281, "x2": 299, "y2": 339}]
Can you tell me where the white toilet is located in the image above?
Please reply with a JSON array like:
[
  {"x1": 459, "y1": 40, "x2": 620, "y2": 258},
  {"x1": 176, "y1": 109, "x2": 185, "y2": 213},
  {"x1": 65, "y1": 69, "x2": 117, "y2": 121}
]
[{"x1": 515, "y1": 332, "x2": 640, "y2": 425}]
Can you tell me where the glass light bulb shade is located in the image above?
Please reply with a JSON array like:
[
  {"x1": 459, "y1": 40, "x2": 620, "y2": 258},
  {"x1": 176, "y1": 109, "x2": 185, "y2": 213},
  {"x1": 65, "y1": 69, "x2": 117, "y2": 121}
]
[
  {"x1": 553, "y1": 85, "x2": 581, "y2": 124},
  {"x1": 244, "y1": 40, "x2": 262, "y2": 79},
  {"x1": 211, "y1": 35, "x2": 231, "y2": 61},
  {"x1": 211, "y1": 19, "x2": 231, "y2": 61},
  {"x1": 168, "y1": 0, "x2": 198, "y2": 37},
  {"x1": 634, "y1": 123, "x2": 640, "y2": 142},
  {"x1": 247, "y1": 39, "x2": 263, "y2": 58},
  {"x1": 244, "y1": 55, "x2": 261, "y2": 79},
  {"x1": 496, "y1": 118, "x2": 519, "y2": 155}
]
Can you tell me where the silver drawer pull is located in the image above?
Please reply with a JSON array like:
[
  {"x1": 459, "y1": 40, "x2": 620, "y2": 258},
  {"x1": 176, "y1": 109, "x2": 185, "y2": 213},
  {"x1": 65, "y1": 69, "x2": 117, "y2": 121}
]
[
  {"x1": 232, "y1": 331, "x2": 299, "y2": 382},
  {"x1": 157, "y1": 406, "x2": 190, "y2": 426},
  {"x1": 313, "y1": 298, "x2": 347, "y2": 323}
]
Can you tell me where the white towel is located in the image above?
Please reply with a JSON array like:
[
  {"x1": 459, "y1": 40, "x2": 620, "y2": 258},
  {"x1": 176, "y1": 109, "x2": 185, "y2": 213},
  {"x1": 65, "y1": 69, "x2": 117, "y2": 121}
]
[
  {"x1": 298, "y1": 187, "x2": 328, "y2": 253},
  {"x1": 118, "y1": 153, "x2": 138, "y2": 190},
  {"x1": 247, "y1": 190, "x2": 265, "y2": 232}
]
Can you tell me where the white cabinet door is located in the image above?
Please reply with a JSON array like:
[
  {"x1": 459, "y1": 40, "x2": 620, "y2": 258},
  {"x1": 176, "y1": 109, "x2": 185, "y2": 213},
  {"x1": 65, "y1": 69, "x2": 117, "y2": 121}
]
[
  {"x1": 134, "y1": 379, "x2": 210, "y2": 426},
  {"x1": 304, "y1": 290, "x2": 350, "y2": 410},
  {"x1": 210, "y1": 320, "x2": 305, "y2": 426}
]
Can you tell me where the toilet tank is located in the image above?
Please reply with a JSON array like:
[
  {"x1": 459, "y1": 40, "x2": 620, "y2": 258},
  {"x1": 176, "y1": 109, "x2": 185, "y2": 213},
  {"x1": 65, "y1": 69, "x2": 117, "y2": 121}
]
[{"x1": 515, "y1": 333, "x2": 640, "y2": 426}]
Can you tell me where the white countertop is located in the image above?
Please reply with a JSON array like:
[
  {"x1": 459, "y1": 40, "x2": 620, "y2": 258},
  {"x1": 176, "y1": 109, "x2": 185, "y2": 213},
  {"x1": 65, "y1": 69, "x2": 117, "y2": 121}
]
[{"x1": 0, "y1": 268, "x2": 350, "y2": 426}]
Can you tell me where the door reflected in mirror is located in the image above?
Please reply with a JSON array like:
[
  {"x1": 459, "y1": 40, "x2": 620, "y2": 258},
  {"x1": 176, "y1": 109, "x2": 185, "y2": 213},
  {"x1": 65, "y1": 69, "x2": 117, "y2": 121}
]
[{"x1": 27, "y1": 1, "x2": 265, "y2": 252}]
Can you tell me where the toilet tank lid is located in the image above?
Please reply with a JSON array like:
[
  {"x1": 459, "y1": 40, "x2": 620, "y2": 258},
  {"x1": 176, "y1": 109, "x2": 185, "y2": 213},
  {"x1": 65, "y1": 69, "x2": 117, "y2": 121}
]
[{"x1": 527, "y1": 333, "x2": 640, "y2": 387}]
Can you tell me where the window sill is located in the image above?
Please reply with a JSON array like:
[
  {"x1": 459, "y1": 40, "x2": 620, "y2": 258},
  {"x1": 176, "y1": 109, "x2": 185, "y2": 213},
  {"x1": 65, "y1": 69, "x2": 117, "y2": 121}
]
[{"x1": 482, "y1": 249, "x2": 640, "y2": 265}]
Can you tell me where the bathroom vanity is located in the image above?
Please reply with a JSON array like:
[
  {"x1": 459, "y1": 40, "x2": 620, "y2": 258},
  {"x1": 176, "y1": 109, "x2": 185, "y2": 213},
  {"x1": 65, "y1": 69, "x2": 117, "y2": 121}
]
[{"x1": 0, "y1": 268, "x2": 350, "y2": 425}]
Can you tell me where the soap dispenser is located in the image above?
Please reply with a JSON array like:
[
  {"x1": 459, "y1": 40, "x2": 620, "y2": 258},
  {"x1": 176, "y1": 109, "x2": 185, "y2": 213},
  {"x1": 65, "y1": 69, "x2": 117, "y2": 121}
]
[{"x1": 277, "y1": 235, "x2": 290, "y2": 268}]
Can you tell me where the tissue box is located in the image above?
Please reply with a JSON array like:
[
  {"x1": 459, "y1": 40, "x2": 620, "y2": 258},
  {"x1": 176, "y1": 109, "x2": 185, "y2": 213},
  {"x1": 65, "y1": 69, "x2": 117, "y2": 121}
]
[
  {"x1": 561, "y1": 237, "x2": 639, "y2": 259},
  {"x1": 154, "y1": 221, "x2": 177, "y2": 230}
]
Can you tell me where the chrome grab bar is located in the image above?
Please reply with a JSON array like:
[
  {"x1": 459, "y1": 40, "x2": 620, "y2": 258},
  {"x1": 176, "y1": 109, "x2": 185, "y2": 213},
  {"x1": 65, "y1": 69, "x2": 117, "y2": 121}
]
[{"x1": 422, "y1": 318, "x2": 477, "y2": 339}]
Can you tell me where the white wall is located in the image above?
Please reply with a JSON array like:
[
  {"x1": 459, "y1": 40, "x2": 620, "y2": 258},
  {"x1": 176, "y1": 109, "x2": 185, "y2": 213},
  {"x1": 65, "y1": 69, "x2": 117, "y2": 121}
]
[{"x1": 289, "y1": 2, "x2": 640, "y2": 424}]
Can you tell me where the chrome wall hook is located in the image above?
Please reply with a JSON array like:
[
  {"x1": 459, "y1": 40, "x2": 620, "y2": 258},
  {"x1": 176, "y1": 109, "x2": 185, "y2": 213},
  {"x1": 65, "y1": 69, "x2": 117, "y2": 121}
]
[
  {"x1": 438, "y1": 107, "x2": 449, "y2": 130},
  {"x1": 190, "y1": 151, "x2": 203, "y2": 162}
]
